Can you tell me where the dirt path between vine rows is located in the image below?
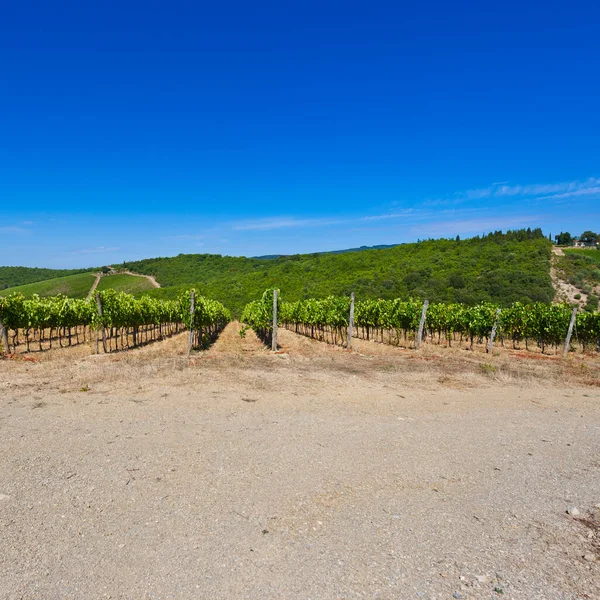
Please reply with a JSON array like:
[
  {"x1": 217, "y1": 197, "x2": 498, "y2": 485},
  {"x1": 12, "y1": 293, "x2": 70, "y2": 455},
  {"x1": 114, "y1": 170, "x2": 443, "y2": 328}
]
[{"x1": 1, "y1": 322, "x2": 599, "y2": 600}]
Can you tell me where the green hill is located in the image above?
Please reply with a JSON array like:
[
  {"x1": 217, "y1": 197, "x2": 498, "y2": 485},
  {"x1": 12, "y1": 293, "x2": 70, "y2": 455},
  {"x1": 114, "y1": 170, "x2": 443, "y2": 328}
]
[
  {"x1": 0, "y1": 229, "x2": 554, "y2": 316},
  {"x1": 124, "y1": 229, "x2": 553, "y2": 316},
  {"x1": 1, "y1": 272, "x2": 158, "y2": 299},
  {"x1": 0, "y1": 266, "x2": 94, "y2": 290},
  {"x1": 1, "y1": 273, "x2": 97, "y2": 299},
  {"x1": 96, "y1": 273, "x2": 156, "y2": 294}
]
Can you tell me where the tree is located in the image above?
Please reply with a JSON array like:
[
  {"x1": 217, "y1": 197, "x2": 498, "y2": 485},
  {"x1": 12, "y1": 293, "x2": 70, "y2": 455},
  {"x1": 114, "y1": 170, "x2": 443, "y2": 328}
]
[
  {"x1": 554, "y1": 232, "x2": 573, "y2": 246},
  {"x1": 579, "y1": 231, "x2": 598, "y2": 244}
]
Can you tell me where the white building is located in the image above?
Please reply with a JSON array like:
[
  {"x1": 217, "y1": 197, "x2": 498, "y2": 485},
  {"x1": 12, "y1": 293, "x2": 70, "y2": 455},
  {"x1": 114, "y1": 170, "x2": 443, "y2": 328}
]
[{"x1": 573, "y1": 238, "x2": 598, "y2": 248}]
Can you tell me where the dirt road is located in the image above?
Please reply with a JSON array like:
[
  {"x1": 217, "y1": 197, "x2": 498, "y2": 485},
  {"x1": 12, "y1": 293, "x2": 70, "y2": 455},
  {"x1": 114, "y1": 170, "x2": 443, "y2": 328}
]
[
  {"x1": 1, "y1": 325, "x2": 599, "y2": 599},
  {"x1": 120, "y1": 270, "x2": 161, "y2": 288},
  {"x1": 86, "y1": 270, "x2": 161, "y2": 300},
  {"x1": 86, "y1": 272, "x2": 102, "y2": 299}
]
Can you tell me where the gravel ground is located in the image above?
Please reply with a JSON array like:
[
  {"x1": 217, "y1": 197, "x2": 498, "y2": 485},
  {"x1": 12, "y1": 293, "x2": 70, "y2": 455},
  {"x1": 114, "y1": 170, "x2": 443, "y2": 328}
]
[{"x1": 1, "y1": 324, "x2": 599, "y2": 599}]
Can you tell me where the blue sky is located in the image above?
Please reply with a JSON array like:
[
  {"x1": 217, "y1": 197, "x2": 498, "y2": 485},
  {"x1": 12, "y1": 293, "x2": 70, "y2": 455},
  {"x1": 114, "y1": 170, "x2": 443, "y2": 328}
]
[{"x1": 1, "y1": 1, "x2": 599, "y2": 268}]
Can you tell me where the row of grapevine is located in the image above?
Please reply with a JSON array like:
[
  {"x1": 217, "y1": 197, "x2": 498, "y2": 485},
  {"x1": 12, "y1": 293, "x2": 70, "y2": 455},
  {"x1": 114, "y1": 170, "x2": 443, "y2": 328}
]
[
  {"x1": 240, "y1": 288, "x2": 277, "y2": 346},
  {"x1": 279, "y1": 296, "x2": 351, "y2": 346},
  {"x1": 242, "y1": 290, "x2": 600, "y2": 354},
  {"x1": 95, "y1": 290, "x2": 185, "y2": 352},
  {"x1": 178, "y1": 291, "x2": 232, "y2": 350},
  {"x1": 0, "y1": 294, "x2": 96, "y2": 352},
  {"x1": 0, "y1": 290, "x2": 230, "y2": 354},
  {"x1": 352, "y1": 299, "x2": 591, "y2": 353}
]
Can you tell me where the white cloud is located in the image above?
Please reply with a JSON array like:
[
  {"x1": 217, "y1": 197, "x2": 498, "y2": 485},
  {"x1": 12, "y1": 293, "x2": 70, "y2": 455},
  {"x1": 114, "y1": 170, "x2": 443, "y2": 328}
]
[
  {"x1": 410, "y1": 215, "x2": 540, "y2": 238},
  {"x1": 162, "y1": 234, "x2": 205, "y2": 240},
  {"x1": 360, "y1": 210, "x2": 415, "y2": 222},
  {"x1": 430, "y1": 176, "x2": 600, "y2": 206},
  {"x1": 0, "y1": 225, "x2": 28, "y2": 234},
  {"x1": 233, "y1": 217, "x2": 331, "y2": 231},
  {"x1": 536, "y1": 185, "x2": 600, "y2": 201},
  {"x1": 232, "y1": 210, "x2": 417, "y2": 231},
  {"x1": 73, "y1": 246, "x2": 120, "y2": 254},
  {"x1": 500, "y1": 177, "x2": 598, "y2": 198}
]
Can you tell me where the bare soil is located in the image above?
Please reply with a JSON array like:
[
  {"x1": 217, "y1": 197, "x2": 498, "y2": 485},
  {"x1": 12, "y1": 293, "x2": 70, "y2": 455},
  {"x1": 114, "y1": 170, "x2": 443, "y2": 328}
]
[
  {"x1": 551, "y1": 247, "x2": 588, "y2": 307},
  {"x1": 1, "y1": 323, "x2": 599, "y2": 599},
  {"x1": 86, "y1": 273, "x2": 103, "y2": 299}
]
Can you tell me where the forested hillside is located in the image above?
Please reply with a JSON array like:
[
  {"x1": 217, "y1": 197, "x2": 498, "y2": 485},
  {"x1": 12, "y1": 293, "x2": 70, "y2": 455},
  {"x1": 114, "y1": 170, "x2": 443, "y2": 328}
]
[
  {"x1": 0, "y1": 266, "x2": 94, "y2": 290},
  {"x1": 125, "y1": 229, "x2": 553, "y2": 316}
]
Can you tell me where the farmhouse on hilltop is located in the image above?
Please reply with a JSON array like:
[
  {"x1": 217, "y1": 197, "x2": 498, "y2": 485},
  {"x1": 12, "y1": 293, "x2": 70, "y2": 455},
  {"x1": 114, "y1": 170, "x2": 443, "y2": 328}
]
[{"x1": 573, "y1": 238, "x2": 598, "y2": 248}]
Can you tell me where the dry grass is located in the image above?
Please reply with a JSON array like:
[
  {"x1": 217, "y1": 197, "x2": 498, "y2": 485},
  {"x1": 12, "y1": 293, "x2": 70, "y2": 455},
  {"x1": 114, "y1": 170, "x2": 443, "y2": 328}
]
[{"x1": 2, "y1": 321, "x2": 599, "y2": 394}]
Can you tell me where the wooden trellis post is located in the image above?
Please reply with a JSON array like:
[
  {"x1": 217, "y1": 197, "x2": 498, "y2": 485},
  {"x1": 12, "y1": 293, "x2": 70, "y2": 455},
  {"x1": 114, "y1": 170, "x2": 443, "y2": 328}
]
[
  {"x1": 347, "y1": 292, "x2": 355, "y2": 350},
  {"x1": 187, "y1": 290, "x2": 195, "y2": 356},
  {"x1": 415, "y1": 299, "x2": 429, "y2": 350},
  {"x1": 272, "y1": 289, "x2": 278, "y2": 351},
  {"x1": 487, "y1": 308, "x2": 502, "y2": 353},
  {"x1": 0, "y1": 315, "x2": 8, "y2": 355},
  {"x1": 96, "y1": 294, "x2": 107, "y2": 354},
  {"x1": 563, "y1": 307, "x2": 578, "y2": 357}
]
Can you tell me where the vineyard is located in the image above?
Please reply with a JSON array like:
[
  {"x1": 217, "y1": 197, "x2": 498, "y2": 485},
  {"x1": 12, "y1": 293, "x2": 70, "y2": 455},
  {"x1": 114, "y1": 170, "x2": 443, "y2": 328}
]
[
  {"x1": 242, "y1": 290, "x2": 600, "y2": 354},
  {"x1": 0, "y1": 290, "x2": 230, "y2": 354},
  {"x1": 3, "y1": 284, "x2": 600, "y2": 358}
]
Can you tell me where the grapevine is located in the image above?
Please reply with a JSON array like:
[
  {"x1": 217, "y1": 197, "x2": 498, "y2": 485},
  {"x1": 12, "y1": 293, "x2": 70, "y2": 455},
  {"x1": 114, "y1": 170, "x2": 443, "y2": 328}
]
[
  {"x1": 241, "y1": 289, "x2": 600, "y2": 354},
  {"x1": 0, "y1": 290, "x2": 230, "y2": 354}
]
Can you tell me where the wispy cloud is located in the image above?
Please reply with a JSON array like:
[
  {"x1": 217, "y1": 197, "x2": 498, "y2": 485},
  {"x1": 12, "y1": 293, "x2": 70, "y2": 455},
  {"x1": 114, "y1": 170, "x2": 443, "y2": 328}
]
[
  {"x1": 73, "y1": 246, "x2": 120, "y2": 254},
  {"x1": 161, "y1": 234, "x2": 205, "y2": 240},
  {"x1": 232, "y1": 210, "x2": 417, "y2": 231},
  {"x1": 428, "y1": 176, "x2": 600, "y2": 206},
  {"x1": 410, "y1": 215, "x2": 540, "y2": 238},
  {"x1": 492, "y1": 178, "x2": 600, "y2": 198},
  {"x1": 360, "y1": 210, "x2": 416, "y2": 222},
  {"x1": 537, "y1": 185, "x2": 600, "y2": 201},
  {"x1": 232, "y1": 217, "x2": 336, "y2": 231},
  {"x1": 0, "y1": 225, "x2": 29, "y2": 234}
]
